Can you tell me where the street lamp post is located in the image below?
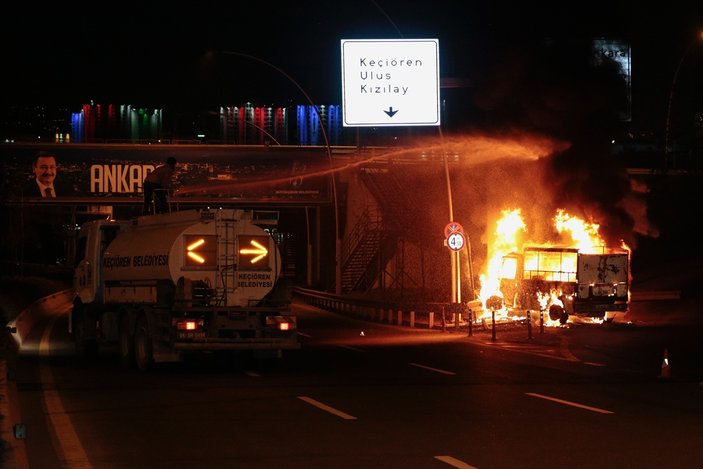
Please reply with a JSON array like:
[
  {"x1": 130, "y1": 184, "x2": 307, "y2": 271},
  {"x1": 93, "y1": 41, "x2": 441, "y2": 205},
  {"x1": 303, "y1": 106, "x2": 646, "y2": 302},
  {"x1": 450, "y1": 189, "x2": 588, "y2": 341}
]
[
  {"x1": 219, "y1": 51, "x2": 342, "y2": 294},
  {"x1": 664, "y1": 30, "x2": 703, "y2": 171}
]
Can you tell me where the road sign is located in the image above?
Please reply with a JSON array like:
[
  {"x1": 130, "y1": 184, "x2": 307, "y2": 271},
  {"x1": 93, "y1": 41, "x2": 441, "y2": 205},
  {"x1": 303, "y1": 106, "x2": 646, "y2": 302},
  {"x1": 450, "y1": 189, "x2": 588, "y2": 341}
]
[
  {"x1": 447, "y1": 232, "x2": 465, "y2": 252},
  {"x1": 444, "y1": 222, "x2": 464, "y2": 238},
  {"x1": 340, "y1": 39, "x2": 440, "y2": 127}
]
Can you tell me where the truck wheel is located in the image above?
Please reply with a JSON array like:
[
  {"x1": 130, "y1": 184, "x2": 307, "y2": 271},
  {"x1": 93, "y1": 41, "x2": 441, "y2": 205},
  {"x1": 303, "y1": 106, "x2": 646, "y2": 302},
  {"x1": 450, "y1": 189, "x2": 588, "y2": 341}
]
[
  {"x1": 134, "y1": 316, "x2": 154, "y2": 372},
  {"x1": 74, "y1": 310, "x2": 98, "y2": 358},
  {"x1": 559, "y1": 311, "x2": 569, "y2": 325},
  {"x1": 548, "y1": 304, "x2": 564, "y2": 322},
  {"x1": 119, "y1": 315, "x2": 135, "y2": 368}
]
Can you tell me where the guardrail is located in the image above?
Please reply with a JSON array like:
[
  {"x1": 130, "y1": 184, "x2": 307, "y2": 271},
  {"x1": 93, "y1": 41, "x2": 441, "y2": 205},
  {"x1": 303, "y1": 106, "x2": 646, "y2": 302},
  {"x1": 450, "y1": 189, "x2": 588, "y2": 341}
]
[
  {"x1": 293, "y1": 287, "x2": 471, "y2": 330},
  {"x1": 293, "y1": 287, "x2": 684, "y2": 331},
  {"x1": 6, "y1": 289, "x2": 74, "y2": 344}
]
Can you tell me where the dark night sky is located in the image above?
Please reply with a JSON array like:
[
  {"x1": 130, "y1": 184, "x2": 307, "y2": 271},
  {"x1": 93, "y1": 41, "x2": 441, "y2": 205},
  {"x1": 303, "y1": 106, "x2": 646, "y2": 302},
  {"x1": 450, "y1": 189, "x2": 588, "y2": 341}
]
[
  {"x1": 2, "y1": 1, "x2": 702, "y2": 130},
  {"x1": 2, "y1": 1, "x2": 702, "y2": 257}
]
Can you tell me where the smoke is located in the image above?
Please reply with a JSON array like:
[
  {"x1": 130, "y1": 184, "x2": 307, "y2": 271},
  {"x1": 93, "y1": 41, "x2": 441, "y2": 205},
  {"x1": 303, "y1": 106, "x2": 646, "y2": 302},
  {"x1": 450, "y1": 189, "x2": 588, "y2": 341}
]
[{"x1": 459, "y1": 36, "x2": 658, "y2": 250}]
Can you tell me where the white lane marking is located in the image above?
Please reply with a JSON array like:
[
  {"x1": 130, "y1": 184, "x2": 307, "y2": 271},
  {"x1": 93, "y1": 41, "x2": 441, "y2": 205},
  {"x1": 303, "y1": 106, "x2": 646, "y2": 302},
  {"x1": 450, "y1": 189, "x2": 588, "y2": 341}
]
[
  {"x1": 583, "y1": 361, "x2": 606, "y2": 367},
  {"x1": 297, "y1": 332, "x2": 312, "y2": 338},
  {"x1": 434, "y1": 455, "x2": 478, "y2": 468},
  {"x1": 40, "y1": 317, "x2": 94, "y2": 468},
  {"x1": 244, "y1": 371, "x2": 261, "y2": 377},
  {"x1": 526, "y1": 392, "x2": 614, "y2": 414},
  {"x1": 409, "y1": 362, "x2": 456, "y2": 375},
  {"x1": 297, "y1": 396, "x2": 357, "y2": 420}
]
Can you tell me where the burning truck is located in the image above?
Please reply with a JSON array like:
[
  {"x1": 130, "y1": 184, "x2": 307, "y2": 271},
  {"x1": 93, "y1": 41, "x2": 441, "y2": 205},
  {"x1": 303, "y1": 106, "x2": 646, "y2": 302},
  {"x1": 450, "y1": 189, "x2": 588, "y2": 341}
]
[
  {"x1": 478, "y1": 208, "x2": 630, "y2": 325},
  {"x1": 497, "y1": 245, "x2": 629, "y2": 324}
]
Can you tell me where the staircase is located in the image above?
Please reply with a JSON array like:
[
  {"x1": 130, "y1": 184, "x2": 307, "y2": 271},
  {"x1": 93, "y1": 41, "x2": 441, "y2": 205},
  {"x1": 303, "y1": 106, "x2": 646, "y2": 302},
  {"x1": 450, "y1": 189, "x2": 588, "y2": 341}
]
[
  {"x1": 359, "y1": 168, "x2": 432, "y2": 244},
  {"x1": 341, "y1": 206, "x2": 384, "y2": 291},
  {"x1": 340, "y1": 167, "x2": 436, "y2": 293}
]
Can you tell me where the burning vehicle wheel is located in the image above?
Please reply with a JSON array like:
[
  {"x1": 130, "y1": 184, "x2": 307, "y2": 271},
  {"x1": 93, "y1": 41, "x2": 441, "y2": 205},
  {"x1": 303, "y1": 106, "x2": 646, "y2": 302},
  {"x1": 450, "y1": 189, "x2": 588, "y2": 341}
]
[
  {"x1": 485, "y1": 295, "x2": 503, "y2": 311},
  {"x1": 134, "y1": 315, "x2": 154, "y2": 372},
  {"x1": 548, "y1": 304, "x2": 569, "y2": 324}
]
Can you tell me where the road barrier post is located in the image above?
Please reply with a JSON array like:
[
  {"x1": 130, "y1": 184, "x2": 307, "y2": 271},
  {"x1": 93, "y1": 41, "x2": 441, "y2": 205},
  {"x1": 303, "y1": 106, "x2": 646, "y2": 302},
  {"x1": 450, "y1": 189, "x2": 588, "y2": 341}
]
[
  {"x1": 491, "y1": 308, "x2": 496, "y2": 342},
  {"x1": 540, "y1": 308, "x2": 544, "y2": 334},
  {"x1": 527, "y1": 310, "x2": 532, "y2": 340}
]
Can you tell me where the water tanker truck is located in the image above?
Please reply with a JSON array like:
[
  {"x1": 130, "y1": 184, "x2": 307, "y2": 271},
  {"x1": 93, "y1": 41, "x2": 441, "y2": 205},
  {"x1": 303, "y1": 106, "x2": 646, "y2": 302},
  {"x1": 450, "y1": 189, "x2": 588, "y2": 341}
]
[{"x1": 70, "y1": 208, "x2": 299, "y2": 371}]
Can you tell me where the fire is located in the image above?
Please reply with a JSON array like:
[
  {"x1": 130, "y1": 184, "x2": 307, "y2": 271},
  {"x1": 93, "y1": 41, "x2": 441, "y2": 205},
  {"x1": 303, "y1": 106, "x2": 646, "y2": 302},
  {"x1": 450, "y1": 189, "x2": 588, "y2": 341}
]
[
  {"x1": 537, "y1": 290, "x2": 567, "y2": 327},
  {"x1": 478, "y1": 209, "x2": 526, "y2": 315},
  {"x1": 476, "y1": 208, "x2": 626, "y2": 326},
  {"x1": 554, "y1": 209, "x2": 604, "y2": 253}
]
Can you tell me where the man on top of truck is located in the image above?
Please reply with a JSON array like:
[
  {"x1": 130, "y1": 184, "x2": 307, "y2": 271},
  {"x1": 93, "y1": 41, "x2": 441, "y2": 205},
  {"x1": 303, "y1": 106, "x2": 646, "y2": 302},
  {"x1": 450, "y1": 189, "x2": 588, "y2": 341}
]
[{"x1": 142, "y1": 157, "x2": 177, "y2": 215}]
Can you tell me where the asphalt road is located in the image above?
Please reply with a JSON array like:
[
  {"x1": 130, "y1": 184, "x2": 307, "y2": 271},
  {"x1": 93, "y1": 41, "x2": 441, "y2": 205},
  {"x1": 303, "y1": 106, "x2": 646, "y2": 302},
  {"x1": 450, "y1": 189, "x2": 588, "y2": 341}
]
[{"x1": 1, "y1": 294, "x2": 701, "y2": 469}]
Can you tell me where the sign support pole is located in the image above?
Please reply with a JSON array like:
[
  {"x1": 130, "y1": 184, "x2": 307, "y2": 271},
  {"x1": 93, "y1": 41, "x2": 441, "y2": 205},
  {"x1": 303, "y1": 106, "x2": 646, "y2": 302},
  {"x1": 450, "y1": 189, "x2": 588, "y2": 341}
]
[{"x1": 441, "y1": 128, "x2": 460, "y2": 304}]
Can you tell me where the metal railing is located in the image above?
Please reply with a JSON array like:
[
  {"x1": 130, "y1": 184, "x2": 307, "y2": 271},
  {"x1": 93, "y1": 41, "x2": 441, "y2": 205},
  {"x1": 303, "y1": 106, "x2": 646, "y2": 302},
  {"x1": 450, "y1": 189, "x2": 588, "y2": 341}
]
[{"x1": 293, "y1": 286, "x2": 471, "y2": 330}]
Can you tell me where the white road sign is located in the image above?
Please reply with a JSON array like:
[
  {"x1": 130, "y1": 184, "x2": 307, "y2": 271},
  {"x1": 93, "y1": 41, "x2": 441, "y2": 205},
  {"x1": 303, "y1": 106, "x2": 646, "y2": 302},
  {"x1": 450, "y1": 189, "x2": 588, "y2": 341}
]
[
  {"x1": 447, "y1": 232, "x2": 465, "y2": 252},
  {"x1": 341, "y1": 39, "x2": 440, "y2": 127}
]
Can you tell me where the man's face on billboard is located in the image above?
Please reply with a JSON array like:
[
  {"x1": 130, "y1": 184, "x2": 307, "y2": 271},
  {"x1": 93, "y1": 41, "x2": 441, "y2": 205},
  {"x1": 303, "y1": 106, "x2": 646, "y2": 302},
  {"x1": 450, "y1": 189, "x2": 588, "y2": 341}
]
[{"x1": 34, "y1": 156, "x2": 57, "y2": 185}]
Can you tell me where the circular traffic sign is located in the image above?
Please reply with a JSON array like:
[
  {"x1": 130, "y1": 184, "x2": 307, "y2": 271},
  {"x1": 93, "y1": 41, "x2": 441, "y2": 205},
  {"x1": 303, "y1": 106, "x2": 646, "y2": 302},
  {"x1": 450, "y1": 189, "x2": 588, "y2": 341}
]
[
  {"x1": 444, "y1": 222, "x2": 464, "y2": 238},
  {"x1": 447, "y1": 232, "x2": 465, "y2": 251}
]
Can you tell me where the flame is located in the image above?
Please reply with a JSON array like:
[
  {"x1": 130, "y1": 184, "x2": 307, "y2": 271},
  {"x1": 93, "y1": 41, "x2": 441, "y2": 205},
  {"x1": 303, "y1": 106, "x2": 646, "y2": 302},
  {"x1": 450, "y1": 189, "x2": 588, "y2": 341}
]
[
  {"x1": 476, "y1": 207, "x2": 628, "y2": 325},
  {"x1": 537, "y1": 290, "x2": 567, "y2": 327},
  {"x1": 479, "y1": 209, "x2": 526, "y2": 315},
  {"x1": 553, "y1": 209, "x2": 604, "y2": 253}
]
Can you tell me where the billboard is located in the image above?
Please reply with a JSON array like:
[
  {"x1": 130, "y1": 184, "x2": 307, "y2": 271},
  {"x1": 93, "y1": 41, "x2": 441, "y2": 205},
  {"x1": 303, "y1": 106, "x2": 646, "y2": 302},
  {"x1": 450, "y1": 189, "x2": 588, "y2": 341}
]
[{"x1": 0, "y1": 144, "x2": 332, "y2": 206}]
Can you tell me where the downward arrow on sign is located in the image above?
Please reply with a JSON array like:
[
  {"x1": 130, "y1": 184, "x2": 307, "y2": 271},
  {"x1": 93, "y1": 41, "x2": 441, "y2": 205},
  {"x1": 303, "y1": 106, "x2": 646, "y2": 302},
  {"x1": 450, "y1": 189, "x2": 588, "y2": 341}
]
[{"x1": 384, "y1": 107, "x2": 398, "y2": 117}]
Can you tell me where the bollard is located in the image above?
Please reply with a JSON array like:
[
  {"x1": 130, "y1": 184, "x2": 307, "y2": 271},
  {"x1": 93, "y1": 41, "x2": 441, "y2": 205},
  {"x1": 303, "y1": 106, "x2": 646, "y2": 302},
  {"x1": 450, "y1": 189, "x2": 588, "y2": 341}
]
[
  {"x1": 468, "y1": 310, "x2": 473, "y2": 336},
  {"x1": 491, "y1": 308, "x2": 496, "y2": 342},
  {"x1": 527, "y1": 310, "x2": 532, "y2": 340},
  {"x1": 429, "y1": 311, "x2": 435, "y2": 329},
  {"x1": 441, "y1": 305, "x2": 446, "y2": 332},
  {"x1": 540, "y1": 308, "x2": 544, "y2": 334},
  {"x1": 410, "y1": 310, "x2": 415, "y2": 328}
]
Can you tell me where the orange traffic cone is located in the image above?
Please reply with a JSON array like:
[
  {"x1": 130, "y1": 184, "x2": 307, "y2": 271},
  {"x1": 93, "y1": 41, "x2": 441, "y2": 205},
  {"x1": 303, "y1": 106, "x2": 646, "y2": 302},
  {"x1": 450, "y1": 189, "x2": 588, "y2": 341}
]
[{"x1": 659, "y1": 348, "x2": 671, "y2": 379}]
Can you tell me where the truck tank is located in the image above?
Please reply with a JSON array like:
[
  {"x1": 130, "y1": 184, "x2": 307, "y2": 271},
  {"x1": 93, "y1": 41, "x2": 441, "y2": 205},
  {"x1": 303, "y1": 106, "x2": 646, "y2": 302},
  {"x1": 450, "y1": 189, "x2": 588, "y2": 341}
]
[{"x1": 101, "y1": 209, "x2": 282, "y2": 308}]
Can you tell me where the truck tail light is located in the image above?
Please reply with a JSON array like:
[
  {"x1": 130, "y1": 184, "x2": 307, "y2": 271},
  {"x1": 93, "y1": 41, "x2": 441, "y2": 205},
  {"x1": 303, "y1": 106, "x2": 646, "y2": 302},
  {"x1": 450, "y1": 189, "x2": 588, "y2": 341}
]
[
  {"x1": 266, "y1": 315, "x2": 297, "y2": 331},
  {"x1": 175, "y1": 319, "x2": 203, "y2": 331}
]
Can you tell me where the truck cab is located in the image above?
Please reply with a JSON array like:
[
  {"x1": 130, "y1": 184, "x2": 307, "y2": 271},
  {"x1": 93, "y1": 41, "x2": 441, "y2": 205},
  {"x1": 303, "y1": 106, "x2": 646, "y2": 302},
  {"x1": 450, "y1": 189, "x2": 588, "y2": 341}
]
[{"x1": 73, "y1": 219, "x2": 128, "y2": 306}]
